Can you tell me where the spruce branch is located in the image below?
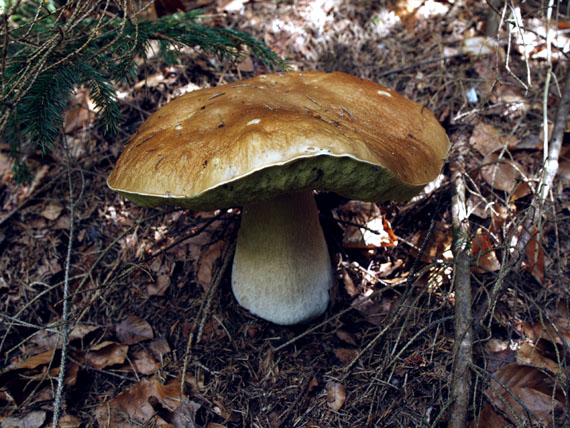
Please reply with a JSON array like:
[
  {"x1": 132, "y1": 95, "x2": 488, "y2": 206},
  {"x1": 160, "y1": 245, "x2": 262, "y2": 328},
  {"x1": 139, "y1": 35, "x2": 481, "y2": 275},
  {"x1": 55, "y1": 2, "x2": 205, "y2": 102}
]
[{"x1": 0, "y1": 1, "x2": 288, "y2": 181}]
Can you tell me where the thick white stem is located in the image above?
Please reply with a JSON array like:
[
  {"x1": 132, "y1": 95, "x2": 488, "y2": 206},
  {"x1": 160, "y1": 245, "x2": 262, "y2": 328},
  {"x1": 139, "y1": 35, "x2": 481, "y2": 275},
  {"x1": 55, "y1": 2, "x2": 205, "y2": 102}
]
[{"x1": 232, "y1": 191, "x2": 332, "y2": 325}]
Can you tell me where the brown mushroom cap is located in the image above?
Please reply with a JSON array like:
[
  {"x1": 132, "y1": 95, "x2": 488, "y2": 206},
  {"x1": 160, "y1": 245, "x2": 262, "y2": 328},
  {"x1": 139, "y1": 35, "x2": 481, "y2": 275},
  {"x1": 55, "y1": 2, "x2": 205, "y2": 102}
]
[{"x1": 107, "y1": 71, "x2": 449, "y2": 209}]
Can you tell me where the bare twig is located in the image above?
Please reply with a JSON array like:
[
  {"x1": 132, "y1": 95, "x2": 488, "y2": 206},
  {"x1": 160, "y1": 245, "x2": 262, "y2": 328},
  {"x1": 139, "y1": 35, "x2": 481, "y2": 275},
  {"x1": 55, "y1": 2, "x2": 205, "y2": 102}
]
[
  {"x1": 52, "y1": 133, "x2": 82, "y2": 428},
  {"x1": 449, "y1": 152, "x2": 473, "y2": 428}
]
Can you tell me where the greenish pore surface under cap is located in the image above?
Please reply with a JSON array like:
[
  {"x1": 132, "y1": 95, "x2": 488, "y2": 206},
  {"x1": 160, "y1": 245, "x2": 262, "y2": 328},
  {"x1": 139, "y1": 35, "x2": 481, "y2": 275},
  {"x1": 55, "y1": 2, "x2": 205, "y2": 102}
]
[{"x1": 115, "y1": 155, "x2": 426, "y2": 211}]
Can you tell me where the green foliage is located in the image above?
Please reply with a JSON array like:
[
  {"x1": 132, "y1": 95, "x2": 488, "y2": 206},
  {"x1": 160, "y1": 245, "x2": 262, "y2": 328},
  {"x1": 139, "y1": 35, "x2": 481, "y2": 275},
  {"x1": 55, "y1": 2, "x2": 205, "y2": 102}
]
[{"x1": 0, "y1": 1, "x2": 288, "y2": 181}]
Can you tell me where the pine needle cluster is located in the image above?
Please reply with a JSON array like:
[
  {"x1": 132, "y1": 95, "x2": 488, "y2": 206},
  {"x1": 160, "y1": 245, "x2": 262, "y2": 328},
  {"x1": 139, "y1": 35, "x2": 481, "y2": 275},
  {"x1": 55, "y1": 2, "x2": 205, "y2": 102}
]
[{"x1": 0, "y1": 0, "x2": 288, "y2": 182}]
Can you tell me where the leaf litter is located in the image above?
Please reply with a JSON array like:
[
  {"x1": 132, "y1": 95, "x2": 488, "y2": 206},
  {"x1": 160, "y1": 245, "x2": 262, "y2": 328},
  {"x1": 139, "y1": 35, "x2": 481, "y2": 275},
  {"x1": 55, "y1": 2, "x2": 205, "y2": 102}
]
[{"x1": 1, "y1": 0, "x2": 569, "y2": 427}]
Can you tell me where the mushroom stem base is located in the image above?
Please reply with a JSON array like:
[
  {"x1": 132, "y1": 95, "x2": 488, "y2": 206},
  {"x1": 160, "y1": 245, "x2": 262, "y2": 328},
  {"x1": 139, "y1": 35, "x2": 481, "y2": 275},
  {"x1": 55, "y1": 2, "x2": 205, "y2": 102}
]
[{"x1": 232, "y1": 191, "x2": 332, "y2": 325}]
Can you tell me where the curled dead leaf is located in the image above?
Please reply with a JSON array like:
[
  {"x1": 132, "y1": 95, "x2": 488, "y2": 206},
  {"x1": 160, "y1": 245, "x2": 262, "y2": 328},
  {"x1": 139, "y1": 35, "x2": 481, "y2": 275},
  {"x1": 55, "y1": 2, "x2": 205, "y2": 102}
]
[
  {"x1": 471, "y1": 228, "x2": 501, "y2": 272},
  {"x1": 196, "y1": 239, "x2": 225, "y2": 290},
  {"x1": 85, "y1": 341, "x2": 128, "y2": 369},
  {"x1": 95, "y1": 377, "x2": 182, "y2": 428},
  {"x1": 516, "y1": 342, "x2": 560, "y2": 374},
  {"x1": 14, "y1": 349, "x2": 55, "y2": 370},
  {"x1": 522, "y1": 316, "x2": 570, "y2": 348},
  {"x1": 115, "y1": 315, "x2": 154, "y2": 345},
  {"x1": 523, "y1": 229, "x2": 545, "y2": 285},
  {"x1": 326, "y1": 381, "x2": 346, "y2": 411},
  {"x1": 335, "y1": 201, "x2": 397, "y2": 249}
]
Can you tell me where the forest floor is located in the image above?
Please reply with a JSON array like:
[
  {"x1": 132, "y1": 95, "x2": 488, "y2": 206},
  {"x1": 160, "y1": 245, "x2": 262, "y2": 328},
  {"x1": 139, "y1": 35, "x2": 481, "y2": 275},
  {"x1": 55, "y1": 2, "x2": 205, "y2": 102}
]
[{"x1": 1, "y1": 0, "x2": 570, "y2": 427}]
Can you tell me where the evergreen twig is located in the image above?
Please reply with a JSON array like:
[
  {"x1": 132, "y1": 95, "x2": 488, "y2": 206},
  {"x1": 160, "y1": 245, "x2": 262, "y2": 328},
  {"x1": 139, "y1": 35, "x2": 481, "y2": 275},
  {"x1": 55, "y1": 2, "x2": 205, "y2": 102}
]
[{"x1": 0, "y1": 1, "x2": 288, "y2": 181}]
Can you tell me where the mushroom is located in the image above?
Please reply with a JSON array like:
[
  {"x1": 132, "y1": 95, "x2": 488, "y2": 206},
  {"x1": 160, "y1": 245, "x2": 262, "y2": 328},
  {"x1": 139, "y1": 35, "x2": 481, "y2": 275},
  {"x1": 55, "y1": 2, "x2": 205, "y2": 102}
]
[{"x1": 107, "y1": 71, "x2": 450, "y2": 325}]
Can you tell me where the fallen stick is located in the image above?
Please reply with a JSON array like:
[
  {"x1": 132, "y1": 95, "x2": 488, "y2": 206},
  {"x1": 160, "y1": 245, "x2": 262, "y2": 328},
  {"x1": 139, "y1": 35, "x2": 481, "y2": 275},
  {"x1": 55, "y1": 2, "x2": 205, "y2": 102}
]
[{"x1": 449, "y1": 151, "x2": 473, "y2": 428}]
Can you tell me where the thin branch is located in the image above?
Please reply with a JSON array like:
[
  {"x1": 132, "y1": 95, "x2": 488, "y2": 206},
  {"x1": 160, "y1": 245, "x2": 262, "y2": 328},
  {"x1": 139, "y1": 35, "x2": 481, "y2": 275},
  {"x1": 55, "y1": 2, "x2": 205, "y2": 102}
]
[
  {"x1": 52, "y1": 133, "x2": 79, "y2": 428},
  {"x1": 449, "y1": 152, "x2": 473, "y2": 428}
]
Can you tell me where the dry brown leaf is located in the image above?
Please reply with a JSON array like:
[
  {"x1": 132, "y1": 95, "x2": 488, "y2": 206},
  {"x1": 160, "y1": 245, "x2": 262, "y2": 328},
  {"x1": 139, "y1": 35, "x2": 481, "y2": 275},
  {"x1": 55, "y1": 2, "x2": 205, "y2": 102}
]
[
  {"x1": 196, "y1": 239, "x2": 225, "y2": 290},
  {"x1": 172, "y1": 399, "x2": 201, "y2": 428},
  {"x1": 95, "y1": 377, "x2": 182, "y2": 428},
  {"x1": 1, "y1": 411, "x2": 46, "y2": 428},
  {"x1": 147, "y1": 255, "x2": 172, "y2": 296},
  {"x1": 471, "y1": 228, "x2": 501, "y2": 272},
  {"x1": 8, "y1": 349, "x2": 55, "y2": 370},
  {"x1": 351, "y1": 294, "x2": 396, "y2": 325},
  {"x1": 31, "y1": 324, "x2": 99, "y2": 351},
  {"x1": 134, "y1": 73, "x2": 166, "y2": 90},
  {"x1": 335, "y1": 201, "x2": 397, "y2": 249},
  {"x1": 149, "y1": 338, "x2": 171, "y2": 361},
  {"x1": 473, "y1": 364, "x2": 565, "y2": 427},
  {"x1": 410, "y1": 221, "x2": 453, "y2": 263},
  {"x1": 64, "y1": 88, "x2": 94, "y2": 134},
  {"x1": 13, "y1": 349, "x2": 55, "y2": 370},
  {"x1": 523, "y1": 317, "x2": 570, "y2": 348},
  {"x1": 54, "y1": 214, "x2": 71, "y2": 230},
  {"x1": 40, "y1": 201, "x2": 64, "y2": 221},
  {"x1": 341, "y1": 268, "x2": 358, "y2": 297},
  {"x1": 336, "y1": 330, "x2": 357, "y2": 346},
  {"x1": 523, "y1": 229, "x2": 545, "y2": 285},
  {"x1": 377, "y1": 259, "x2": 403, "y2": 278},
  {"x1": 484, "y1": 339, "x2": 516, "y2": 373},
  {"x1": 469, "y1": 122, "x2": 518, "y2": 156},
  {"x1": 237, "y1": 56, "x2": 254, "y2": 73},
  {"x1": 85, "y1": 341, "x2": 128, "y2": 369},
  {"x1": 326, "y1": 381, "x2": 346, "y2": 411},
  {"x1": 134, "y1": 351, "x2": 160, "y2": 375},
  {"x1": 333, "y1": 348, "x2": 358, "y2": 365},
  {"x1": 17, "y1": 165, "x2": 48, "y2": 205},
  {"x1": 148, "y1": 271, "x2": 171, "y2": 296},
  {"x1": 516, "y1": 342, "x2": 560, "y2": 374},
  {"x1": 470, "y1": 405, "x2": 510, "y2": 428},
  {"x1": 115, "y1": 315, "x2": 154, "y2": 345},
  {"x1": 59, "y1": 414, "x2": 82, "y2": 428},
  {"x1": 480, "y1": 153, "x2": 528, "y2": 194}
]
